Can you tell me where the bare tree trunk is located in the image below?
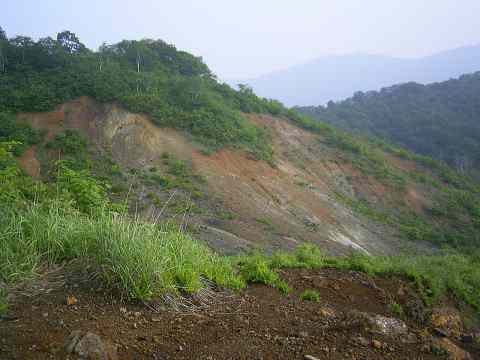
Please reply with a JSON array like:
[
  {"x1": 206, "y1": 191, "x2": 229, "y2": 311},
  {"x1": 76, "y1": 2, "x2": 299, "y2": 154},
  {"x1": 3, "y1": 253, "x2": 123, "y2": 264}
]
[
  {"x1": 136, "y1": 49, "x2": 141, "y2": 73},
  {"x1": 0, "y1": 46, "x2": 3, "y2": 73}
]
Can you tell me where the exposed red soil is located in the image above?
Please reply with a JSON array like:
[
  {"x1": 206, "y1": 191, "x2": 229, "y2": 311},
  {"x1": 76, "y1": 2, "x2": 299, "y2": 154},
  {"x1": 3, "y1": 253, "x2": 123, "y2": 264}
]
[
  {"x1": 17, "y1": 146, "x2": 41, "y2": 178},
  {"x1": 2, "y1": 268, "x2": 477, "y2": 360},
  {"x1": 405, "y1": 188, "x2": 427, "y2": 215},
  {"x1": 17, "y1": 97, "x2": 101, "y2": 142}
]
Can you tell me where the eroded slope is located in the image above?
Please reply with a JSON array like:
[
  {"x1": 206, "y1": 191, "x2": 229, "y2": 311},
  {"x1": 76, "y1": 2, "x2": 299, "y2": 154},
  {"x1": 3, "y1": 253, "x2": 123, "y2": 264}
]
[{"x1": 17, "y1": 97, "x2": 435, "y2": 255}]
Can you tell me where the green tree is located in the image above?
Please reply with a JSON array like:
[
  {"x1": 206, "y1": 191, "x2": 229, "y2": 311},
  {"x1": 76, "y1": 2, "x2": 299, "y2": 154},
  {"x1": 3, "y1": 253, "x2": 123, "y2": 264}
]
[{"x1": 56, "y1": 30, "x2": 87, "y2": 54}]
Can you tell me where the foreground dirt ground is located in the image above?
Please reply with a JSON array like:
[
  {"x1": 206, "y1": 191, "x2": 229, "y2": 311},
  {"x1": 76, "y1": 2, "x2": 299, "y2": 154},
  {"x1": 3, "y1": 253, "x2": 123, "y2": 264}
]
[{"x1": 1, "y1": 268, "x2": 478, "y2": 360}]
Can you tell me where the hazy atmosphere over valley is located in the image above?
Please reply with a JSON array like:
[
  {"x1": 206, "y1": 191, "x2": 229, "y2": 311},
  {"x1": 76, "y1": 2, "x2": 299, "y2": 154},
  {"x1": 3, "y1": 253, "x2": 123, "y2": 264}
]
[{"x1": 1, "y1": 1, "x2": 480, "y2": 359}]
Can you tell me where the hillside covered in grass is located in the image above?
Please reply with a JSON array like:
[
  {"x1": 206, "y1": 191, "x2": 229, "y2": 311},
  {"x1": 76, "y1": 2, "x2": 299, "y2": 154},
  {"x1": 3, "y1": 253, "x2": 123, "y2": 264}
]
[{"x1": 296, "y1": 72, "x2": 480, "y2": 175}]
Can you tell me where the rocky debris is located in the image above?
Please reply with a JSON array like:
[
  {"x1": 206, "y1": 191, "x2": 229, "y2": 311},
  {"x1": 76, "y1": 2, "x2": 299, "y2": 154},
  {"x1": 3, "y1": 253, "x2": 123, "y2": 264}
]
[
  {"x1": 432, "y1": 338, "x2": 472, "y2": 360},
  {"x1": 66, "y1": 295, "x2": 78, "y2": 306},
  {"x1": 65, "y1": 330, "x2": 118, "y2": 360},
  {"x1": 433, "y1": 327, "x2": 449, "y2": 338},
  {"x1": 346, "y1": 310, "x2": 408, "y2": 337},
  {"x1": 430, "y1": 307, "x2": 463, "y2": 338},
  {"x1": 353, "y1": 336, "x2": 370, "y2": 347},
  {"x1": 404, "y1": 297, "x2": 430, "y2": 324},
  {"x1": 400, "y1": 332, "x2": 418, "y2": 344},
  {"x1": 303, "y1": 216, "x2": 319, "y2": 229},
  {"x1": 317, "y1": 306, "x2": 336, "y2": 318}
]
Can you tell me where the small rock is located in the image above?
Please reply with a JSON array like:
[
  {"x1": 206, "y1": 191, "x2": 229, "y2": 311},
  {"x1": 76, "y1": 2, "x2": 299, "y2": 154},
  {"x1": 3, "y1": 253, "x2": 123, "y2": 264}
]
[
  {"x1": 152, "y1": 335, "x2": 162, "y2": 344},
  {"x1": 461, "y1": 334, "x2": 474, "y2": 343},
  {"x1": 304, "y1": 355, "x2": 320, "y2": 360},
  {"x1": 65, "y1": 331, "x2": 118, "y2": 360},
  {"x1": 331, "y1": 283, "x2": 341, "y2": 291},
  {"x1": 346, "y1": 310, "x2": 408, "y2": 336},
  {"x1": 66, "y1": 295, "x2": 78, "y2": 306},
  {"x1": 433, "y1": 327, "x2": 448, "y2": 338},
  {"x1": 318, "y1": 307, "x2": 335, "y2": 318},
  {"x1": 372, "y1": 339, "x2": 383, "y2": 349},
  {"x1": 65, "y1": 331, "x2": 85, "y2": 353},
  {"x1": 355, "y1": 336, "x2": 370, "y2": 347}
]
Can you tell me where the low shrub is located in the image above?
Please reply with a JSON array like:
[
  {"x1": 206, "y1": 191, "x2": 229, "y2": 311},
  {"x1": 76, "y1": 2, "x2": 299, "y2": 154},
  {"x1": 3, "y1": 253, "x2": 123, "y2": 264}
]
[{"x1": 300, "y1": 289, "x2": 320, "y2": 302}]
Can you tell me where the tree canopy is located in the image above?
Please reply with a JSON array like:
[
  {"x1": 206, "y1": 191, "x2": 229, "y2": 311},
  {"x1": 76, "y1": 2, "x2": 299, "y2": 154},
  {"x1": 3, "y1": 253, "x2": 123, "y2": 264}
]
[{"x1": 0, "y1": 28, "x2": 295, "y2": 162}]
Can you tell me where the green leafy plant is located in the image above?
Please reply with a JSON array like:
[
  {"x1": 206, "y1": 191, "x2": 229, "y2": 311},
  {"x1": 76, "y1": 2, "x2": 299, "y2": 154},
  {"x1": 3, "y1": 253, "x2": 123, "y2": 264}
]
[
  {"x1": 389, "y1": 302, "x2": 404, "y2": 317},
  {"x1": 300, "y1": 289, "x2": 321, "y2": 302}
]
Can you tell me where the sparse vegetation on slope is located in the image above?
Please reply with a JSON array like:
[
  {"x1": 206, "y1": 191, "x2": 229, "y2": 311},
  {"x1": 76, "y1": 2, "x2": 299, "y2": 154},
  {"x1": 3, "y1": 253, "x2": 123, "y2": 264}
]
[
  {"x1": 297, "y1": 72, "x2": 480, "y2": 175},
  {"x1": 281, "y1": 110, "x2": 480, "y2": 250}
]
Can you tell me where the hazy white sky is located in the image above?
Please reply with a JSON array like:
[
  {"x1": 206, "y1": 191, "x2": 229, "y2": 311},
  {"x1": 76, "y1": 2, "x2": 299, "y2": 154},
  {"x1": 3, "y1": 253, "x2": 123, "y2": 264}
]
[{"x1": 3, "y1": 0, "x2": 480, "y2": 78}]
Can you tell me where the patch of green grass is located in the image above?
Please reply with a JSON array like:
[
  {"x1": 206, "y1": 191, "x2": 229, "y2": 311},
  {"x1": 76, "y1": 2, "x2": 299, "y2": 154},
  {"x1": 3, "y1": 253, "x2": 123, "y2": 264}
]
[
  {"x1": 110, "y1": 183, "x2": 129, "y2": 194},
  {"x1": 255, "y1": 217, "x2": 276, "y2": 232},
  {"x1": 0, "y1": 201, "x2": 245, "y2": 300},
  {"x1": 270, "y1": 243, "x2": 325, "y2": 269},
  {"x1": 237, "y1": 244, "x2": 480, "y2": 314},
  {"x1": 215, "y1": 209, "x2": 236, "y2": 220},
  {"x1": 300, "y1": 289, "x2": 320, "y2": 302},
  {"x1": 0, "y1": 288, "x2": 8, "y2": 315},
  {"x1": 389, "y1": 302, "x2": 404, "y2": 317},
  {"x1": 235, "y1": 253, "x2": 291, "y2": 294}
]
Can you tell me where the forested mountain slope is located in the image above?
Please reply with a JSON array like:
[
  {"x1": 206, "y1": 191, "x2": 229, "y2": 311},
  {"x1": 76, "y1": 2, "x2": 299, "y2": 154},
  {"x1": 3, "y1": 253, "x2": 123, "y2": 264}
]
[{"x1": 297, "y1": 72, "x2": 480, "y2": 175}]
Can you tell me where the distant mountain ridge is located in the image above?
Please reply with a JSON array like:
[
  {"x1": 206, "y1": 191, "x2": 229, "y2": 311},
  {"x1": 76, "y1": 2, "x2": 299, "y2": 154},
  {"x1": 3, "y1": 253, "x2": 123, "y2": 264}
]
[{"x1": 235, "y1": 44, "x2": 480, "y2": 106}]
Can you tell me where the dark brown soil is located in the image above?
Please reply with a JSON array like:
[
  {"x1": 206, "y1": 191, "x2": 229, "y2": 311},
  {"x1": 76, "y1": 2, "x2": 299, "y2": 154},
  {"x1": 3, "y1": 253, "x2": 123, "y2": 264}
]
[{"x1": 2, "y1": 268, "x2": 477, "y2": 360}]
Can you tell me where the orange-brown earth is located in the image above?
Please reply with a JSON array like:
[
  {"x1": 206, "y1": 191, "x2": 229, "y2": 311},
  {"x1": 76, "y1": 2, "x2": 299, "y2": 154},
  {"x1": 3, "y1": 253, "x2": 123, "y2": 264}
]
[{"x1": 1, "y1": 267, "x2": 478, "y2": 359}]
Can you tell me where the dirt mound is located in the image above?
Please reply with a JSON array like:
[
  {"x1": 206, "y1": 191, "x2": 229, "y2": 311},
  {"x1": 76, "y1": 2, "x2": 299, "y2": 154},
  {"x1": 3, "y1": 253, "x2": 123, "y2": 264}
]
[{"x1": 1, "y1": 268, "x2": 477, "y2": 359}]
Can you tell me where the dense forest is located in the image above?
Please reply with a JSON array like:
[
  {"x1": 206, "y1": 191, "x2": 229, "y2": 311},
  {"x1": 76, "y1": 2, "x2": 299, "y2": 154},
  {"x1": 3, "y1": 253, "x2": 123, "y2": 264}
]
[
  {"x1": 0, "y1": 26, "x2": 299, "y2": 163},
  {"x1": 297, "y1": 72, "x2": 480, "y2": 175}
]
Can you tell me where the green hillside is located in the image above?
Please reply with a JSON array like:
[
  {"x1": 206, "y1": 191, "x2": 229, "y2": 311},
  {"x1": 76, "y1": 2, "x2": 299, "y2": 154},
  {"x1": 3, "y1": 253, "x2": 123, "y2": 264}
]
[
  {"x1": 297, "y1": 72, "x2": 480, "y2": 175},
  {"x1": 0, "y1": 27, "x2": 292, "y2": 162},
  {"x1": 1, "y1": 28, "x2": 480, "y2": 321}
]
